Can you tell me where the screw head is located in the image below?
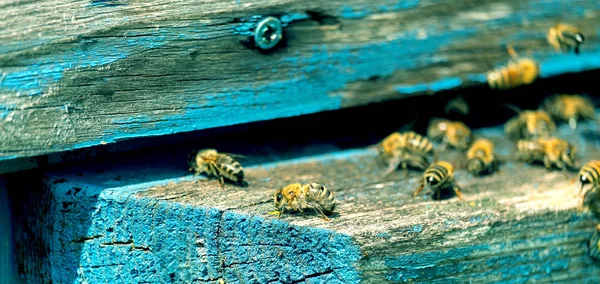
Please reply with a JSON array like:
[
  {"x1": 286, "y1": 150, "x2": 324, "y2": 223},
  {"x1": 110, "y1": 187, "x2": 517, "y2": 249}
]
[{"x1": 254, "y1": 16, "x2": 283, "y2": 50}]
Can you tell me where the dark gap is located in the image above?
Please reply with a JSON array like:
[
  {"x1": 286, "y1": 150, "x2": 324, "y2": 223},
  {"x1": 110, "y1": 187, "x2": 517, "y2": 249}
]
[{"x1": 13, "y1": 69, "x2": 600, "y2": 182}]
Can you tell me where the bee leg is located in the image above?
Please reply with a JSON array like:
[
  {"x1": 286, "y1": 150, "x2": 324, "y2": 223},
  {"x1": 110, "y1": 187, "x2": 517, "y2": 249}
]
[
  {"x1": 217, "y1": 176, "x2": 225, "y2": 190},
  {"x1": 439, "y1": 138, "x2": 448, "y2": 152},
  {"x1": 433, "y1": 150, "x2": 440, "y2": 163},
  {"x1": 383, "y1": 156, "x2": 401, "y2": 177},
  {"x1": 453, "y1": 185, "x2": 465, "y2": 200},
  {"x1": 436, "y1": 189, "x2": 441, "y2": 200},
  {"x1": 543, "y1": 156, "x2": 553, "y2": 170},
  {"x1": 310, "y1": 203, "x2": 330, "y2": 221},
  {"x1": 278, "y1": 208, "x2": 285, "y2": 219},
  {"x1": 402, "y1": 162, "x2": 409, "y2": 178},
  {"x1": 413, "y1": 181, "x2": 425, "y2": 197}
]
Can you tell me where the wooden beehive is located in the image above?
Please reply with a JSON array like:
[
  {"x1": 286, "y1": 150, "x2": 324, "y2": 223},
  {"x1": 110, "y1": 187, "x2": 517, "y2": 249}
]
[{"x1": 1, "y1": 0, "x2": 600, "y2": 282}]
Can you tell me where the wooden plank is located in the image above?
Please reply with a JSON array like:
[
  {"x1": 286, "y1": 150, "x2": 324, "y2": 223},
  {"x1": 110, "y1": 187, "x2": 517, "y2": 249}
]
[
  {"x1": 8, "y1": 120, "x2": 600, "y2": 282},
  {"x1": 2, "y1": 0, "x2": 600, "y2": 160}
]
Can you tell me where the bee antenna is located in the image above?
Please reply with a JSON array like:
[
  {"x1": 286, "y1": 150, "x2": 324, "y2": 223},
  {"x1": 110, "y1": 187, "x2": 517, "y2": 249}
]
[
  {"x1": 506, "y1": 44, "x2": 519, "y2": 58},
  {"x1": 502, "y1": 103, "x2": 523, "y2": 114}
]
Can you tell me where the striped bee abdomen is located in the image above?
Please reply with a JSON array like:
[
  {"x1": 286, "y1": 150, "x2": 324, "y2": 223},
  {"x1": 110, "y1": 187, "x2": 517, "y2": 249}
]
[
  {"x1": 580, "y1": 160, "x2": 600, "y2": 188},
  {"x1": 424, "y1": 162, "x2": 452, "y2": 188},
  {"x1": 404, "y1": 131, "x2": 434, "y2": 156}
]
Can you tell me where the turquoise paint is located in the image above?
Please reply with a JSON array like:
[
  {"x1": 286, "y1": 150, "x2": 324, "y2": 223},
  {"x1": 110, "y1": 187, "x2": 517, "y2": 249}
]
[
  {"x1": 540, "y1": 50, "x2": 600, "y2": 78},
  {"x1": 395, "y1": 77, "x2": 463, "y2": 94},
  {"x1": 106, "y1": 28, "x2": 480, "y2": 144},
  {"x1": 12, "y1": 175, "x2": 362, "y2": 283},
  {"x1": 339, "y1": 6, "x2": 372, "y2": 19},
  {"x1": 339, "y1": 0, "x2": 420, "y2": 19},
  {"x1": 385, "y1": 229, "x2": 600, "y2": 282},
  {"x1": 1, "y1": 31, "x2": 167, "y2": 96}
]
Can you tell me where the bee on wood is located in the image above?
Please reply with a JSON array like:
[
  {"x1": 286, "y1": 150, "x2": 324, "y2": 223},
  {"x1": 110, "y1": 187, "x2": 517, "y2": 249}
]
[
  {"x1": 427, "y1": 119, "x2": 472, "y2": 151},
  {"x1": 466, "y1": 138, "x2": 498, "y2": 176},
  {"x1": 187, "y1": 149, "x2": 248, "y2": 189},
  {"x1": 504, "y1": 108, "x2": 556, "y2": 141},
  {"x1": 378, "y1": 131, "x2": 434, "y2": 177},
  {"x1": 541, "y1": 94, "x2": 595, "y2": 129},
  {"x1": 487, "y1": 45, "x2": 539, "y2": 90},
  {"x1": 413, "y1": 161, "x2": 464, "y2": 200},
  {"x1": 589, "y1": 224, "x2": 600, "y2": 260},
  {"x1": 516, "y1": 137, "x2": 578, "y2": 170},
  {"x1": 578, "y1": 160, "x2": 600, "y2": 209},
  {"x1": 547, "y1": 23, "x2": 585, "y2": 54},
  {"x1": 273, "y1": 183, "x2": 336, "y2": 221}
]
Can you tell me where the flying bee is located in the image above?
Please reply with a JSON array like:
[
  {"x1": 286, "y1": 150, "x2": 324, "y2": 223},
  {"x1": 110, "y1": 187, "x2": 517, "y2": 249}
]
[
  {"x1": 377, "y1": 131, "x2": 434, "y2": 176},
  {"x1": 487, "y1": 45, "x2": 539, "y2": 90},
  {"x1": 504, "y1": 107, "x2": 556, "y2": 140},
  {"x1": 578, "y1": 160, "x2": 600, "y2": 209},
  {"x1": 466, "y1": 138, "x2": 498, "y2": 176},
  {"x1": 427, "y1": 119, "x2": 472, "y2": 151},
  {"x1": 541, "y1": 94, "x2": 595, "y2": 129},
  {"x1": 413, "y1": 161, "x2": 464, "y2": 200},
  {"x1": 547, "y1": 23, "x2": 585, "y2": 54},
  {"x1": 516, "y1": 137, "x2": 578, "y2": 171},
  {"x1": 589, "y1": 224, "x2": 600, "y2": 260},
  {"x1": 187, "y1": 149, "x2": 248, "y2": 189},
  {"x1": 273, "y1": 183, "x2": 336, "y2": 221}
]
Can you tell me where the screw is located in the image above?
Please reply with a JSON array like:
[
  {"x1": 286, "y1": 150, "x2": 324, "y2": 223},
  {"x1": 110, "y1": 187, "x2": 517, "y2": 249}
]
[{"x1": 254, "y1": 16, "x2": 283, "y2": 50}]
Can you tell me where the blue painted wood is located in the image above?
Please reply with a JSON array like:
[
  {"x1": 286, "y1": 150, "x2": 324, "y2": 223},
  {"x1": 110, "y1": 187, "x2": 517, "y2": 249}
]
[
  {"x1": 8, "y1": 120, "x2": 600, "y2": 282},
  {"x1": 2, "y1": 0, "x2": 600, "y2": 162}
]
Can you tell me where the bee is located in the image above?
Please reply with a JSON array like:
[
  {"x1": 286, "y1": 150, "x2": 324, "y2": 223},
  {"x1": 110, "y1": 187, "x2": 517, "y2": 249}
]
[
  {"x1": 273, "y1": 183, "x2": 335, "y2": 221},
  {"x1": 466, "y1": 138, "x2": 498, "y2": 175},
  {"x1": 504, "y1": 109, "x2": 556, "y2": 140},
  {"x1": 547, "y1": 23, "x2": 585, "y2": 54},
  {"x1": 413, "y1": 161, "x2": 464, "y2": 200},
  {"x1": 187, "y1": 149, "x2": 248, "y2": 189},
  {"x1": 378, "y1": 131, "x2": 434, "y2": 176},
  {"x1": 589, "y1": 224, "x2": 600, "y2": 260},
  {"x1": 578, "y1": 160, "x2": 600, "y2": 209},
  {"x1": 541, "y1": 94, "x2": 595, "y2": 129},
  {"x1": 487, "y1": 45, "x2": 539, "y2": 90},
  {"x1": 427, "y1": 119, "x2": 472, "y2": 151},
  {"x1": 516, "y1": 137, "x2": 578, "y2": 170}
]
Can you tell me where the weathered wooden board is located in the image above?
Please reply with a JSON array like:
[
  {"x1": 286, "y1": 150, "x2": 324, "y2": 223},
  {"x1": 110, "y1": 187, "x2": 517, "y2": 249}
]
[
  {"x1": 8, "y1": 120, "x2": 600, "y2": 283},
  {"x1": 2, "y1": 0, "x2": 600, "y2": 160}
]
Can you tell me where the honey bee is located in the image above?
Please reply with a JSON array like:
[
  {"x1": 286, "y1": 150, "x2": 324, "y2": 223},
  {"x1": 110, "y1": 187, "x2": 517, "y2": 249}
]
[
  {"x1": 466, "y1": 138, "x2": 498, "y2": 175},
  {"x1": 273, "y1": 183, "x2": 336, "y2": 221},
  {"x1": 578, "y1": 160, "x2": 600, "y2": 209},
  {"x1": 516, "y1": 137, "x2": 578, "y2": 170},
  {"x1": 547, "y1": 23, "x2": 585, "y2": 54},
  {"x1": 378, "y1": 131, "x2": 434, "y2": 176},
  {"x1": 187, "y1": 149, "x2": 248, "y2": 189},
  {"x1": 589, "y1": 224, "x2": 600, "y2": 260},
  {"x1": 541, "y1": 94, "x2": 595, "y2": 129},
  {"x1": 504, "y1": 108, "x2": 556, "y2": 140},
  {"x1": 413, "y1": 161, "x2": 464, "y2": 200},
  {"x1": 427, "y1": 119, "x2": 472, "y2": 151},
  {"x1": 487, "y1": 46, "x2": 539, "y2": 90}
]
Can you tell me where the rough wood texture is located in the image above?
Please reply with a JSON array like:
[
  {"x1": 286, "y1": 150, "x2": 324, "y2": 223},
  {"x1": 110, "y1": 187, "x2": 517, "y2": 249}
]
[
  {"x1": 9, "y1": 121, "x2": 600, "y2": 283},
  {"x1": 2, "y1": 0, "x2": 600, "y2": 160}
]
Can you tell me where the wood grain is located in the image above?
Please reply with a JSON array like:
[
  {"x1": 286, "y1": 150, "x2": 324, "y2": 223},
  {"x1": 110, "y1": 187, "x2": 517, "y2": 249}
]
[
  {"x1": 2, "y1": 0, "x2": 600, "y2": 160},
  {"x1": 135, "y1": 123, "x2": 600, "y2": 282}
]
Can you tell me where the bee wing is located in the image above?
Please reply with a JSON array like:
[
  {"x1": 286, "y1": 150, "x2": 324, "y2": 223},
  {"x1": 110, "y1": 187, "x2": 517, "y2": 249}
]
[{"x1": 217, "y1": 152, "x2": 247, "y2": 159}]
